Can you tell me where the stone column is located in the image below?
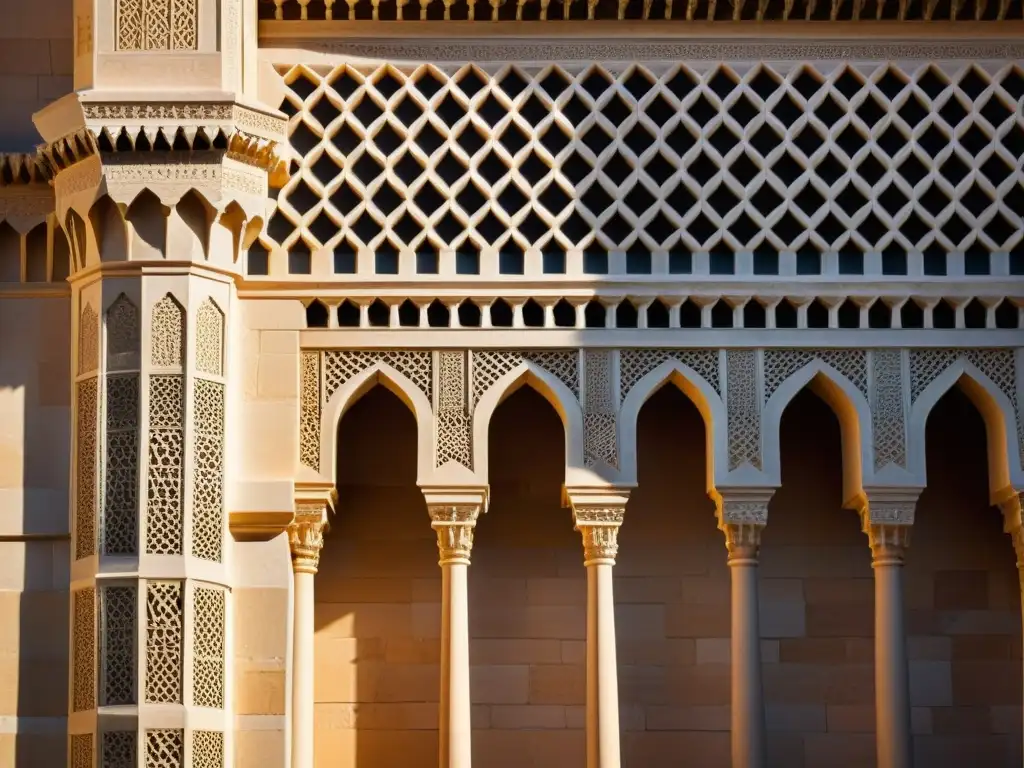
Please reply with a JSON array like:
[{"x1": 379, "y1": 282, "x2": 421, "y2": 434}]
[
  {"x1": 999, "y1": 491, "x2": 1024, "y2": 763},
  {"x1": 426, "y1": 496, "x2": 484, "y2": 768},
  {"x1": 288, "y1": 502, "x2": 329, "y2": 768},
  {"x1": 859, "y1": 496, "x2": 917, "y2": 768},
  {"x1": 567, "y1": 491, "x2": 629, "y2": 768},
  {"x1": 717, "y1": 492, "x2": 771, "y2": 768}
]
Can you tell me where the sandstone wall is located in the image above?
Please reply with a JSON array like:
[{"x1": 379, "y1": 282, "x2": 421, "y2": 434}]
[
  {"x1": 312, "y1": 379, "x2": 1021, "y2": 768},
  {"x1": 0, "y1": 295, "x2": 71, "y2": 765}
]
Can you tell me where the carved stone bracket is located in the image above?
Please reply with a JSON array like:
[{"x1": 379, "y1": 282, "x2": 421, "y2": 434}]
[{"x1": 288, "y1": 503, "x2": 330, "y2": 575}]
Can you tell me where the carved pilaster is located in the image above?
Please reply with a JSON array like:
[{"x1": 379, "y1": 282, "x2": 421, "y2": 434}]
[
  {"x1": 573, "y1": 507, "x2": 625, "y2": 566},
  {"x1": 428, "y1": 505, "x2": 481, "y2": 566},
  {"x1": 288, "y1": 504, "x2": 329, "y2": 575}
]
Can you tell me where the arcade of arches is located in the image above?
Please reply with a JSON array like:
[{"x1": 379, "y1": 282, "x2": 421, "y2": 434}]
[{"x1": 306, "y1": 378, "x2": 1021, "y2": 768}]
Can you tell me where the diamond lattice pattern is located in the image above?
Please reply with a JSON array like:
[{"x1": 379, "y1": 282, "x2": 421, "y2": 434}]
[{"x1": 268, "y1": 62, "x2": 1024, "y2": 257}]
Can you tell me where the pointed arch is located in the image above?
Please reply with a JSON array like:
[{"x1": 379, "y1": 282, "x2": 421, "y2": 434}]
[
  {"x1": 89, "y1": 195, "x2": 127, "y2": 263},
  {"x1": 909, "y1": 360, "x2": 1021, "y2": 498},
  {"x1": 472, "y1": 361, "x2": 585, "y2": 485},
  {"x1": 761, "y1": 359, "x2": 873, "y2": 505},
  {"x1": 126, "y1": 189, "x2": 167, "y2": 259},
  {"x1": 173, "y1": 189, "x2": 214, "y2": 260},
  {"x1": 319, "y1": 362, "x2": 435, "y2": 485},
  {"x1": 618, "y1": 358, "x2": 726, "y2": 491}
]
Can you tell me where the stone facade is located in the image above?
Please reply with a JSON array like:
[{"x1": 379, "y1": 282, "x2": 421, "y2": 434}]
[{"x1": 0, "y1": 3, "x2": 1022, "y2": 768}]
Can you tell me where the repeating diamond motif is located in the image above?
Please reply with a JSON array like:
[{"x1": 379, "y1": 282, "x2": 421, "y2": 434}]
[{"x1": 268, "y1": 61, "x2": 1024, "y2": 259}]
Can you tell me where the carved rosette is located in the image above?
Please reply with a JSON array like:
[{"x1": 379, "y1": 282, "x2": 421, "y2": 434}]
[
  {"x1": 860, "y1": 499, "x2": 916, "y2": 565},
  {"x1": 288, "y1": 505, "x2": 328, "y2": 574},
  {"x1": 428, "y1": 505, "x2": 481, "y2": 566},
  {"x1": 573, "y1": 507, "x2": 625, "y2": 566},
  {"x1": 717, "y1": 497, "x2": 769, "y2": 563}
]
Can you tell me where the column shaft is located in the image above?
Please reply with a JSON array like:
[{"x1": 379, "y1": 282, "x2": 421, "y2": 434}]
[
  {"x1": 873, "y1": 556, "x2": 912, "y2": 768},
  {"x1": 586, "y1": 562, "x2": 621, "y2": 768},
  {"x1": 724, "y1": 525, "x2": 766, "y2": 768},
  {"x1": 292, "y1": 569, "x2": 315, "y2": 768}
]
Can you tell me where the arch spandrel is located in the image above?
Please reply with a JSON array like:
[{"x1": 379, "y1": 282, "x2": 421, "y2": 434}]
[
  {"x1": 471, "y1": 360, "x2": 590, "y2": 486},
  {"x1": 760, "y1": 358, "x2": 874, "y2": 506},
  {"x1": 318, "y1": 361, "x2": 436, "y2": 486},
  {"x1": 617, "y1": 357, "x2": 727, "y2": 492},
  {"x1": 908, "y1": 358, "x2": 1023, "y2": 499}
]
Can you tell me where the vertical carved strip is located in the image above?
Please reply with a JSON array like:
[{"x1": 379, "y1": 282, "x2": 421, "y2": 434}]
[
  {"x1": 101, "y1": 586, "x2": 137, "y2": 705},
  {"x1": 871, "y1": 349, "x2": 907, "y2": 470},
  {"x1": 102, "y1": 732, "x2": 136, "y2": 767},
  {"x1": 194, "y1": 299, "x2": 224, "y2": 377},
  {"x1": 193, "y1": 732, "x2": 225, "y2": 768},
  {"x1": 191, "y1": 587, "x2": 226, "y2": 708},
  {"x1": 170, "y1": 0, "x2": 198, "y2": 49},
  {"x1": 145, "y1": 729, "x2": 184, "y2": 766},
  {"x1": 299, "y1": 352, "x2": 322, "y2": 471},
  {"x1": 104, "y1": 375, "x2": 140, "y2": 555},
  {"x1": 115, "y1": 0, "x2": 143, "y2": 49},
  {"x1": 436, "y1": 351, "x2": 472, "y2": 469},
  {"x1": 76, "y1": 379, "x2": 99, "y2": 560},
  {"x1": 73, "y1": 588, "x2": 96, "y2": 712},
  {"x1": 146, "y1": 376, "x2": 185, "y2": 554},
  {"x1": 191, "y1": 379, "x2": 225, "y2": 562},
  {"x1": 727, "y1": 350, "x2": 761, "y2": 470},
  {"x1": 79, "y1": 304, "x2": 98, "y2": 375},
  {"x1": 584, "y1": 350, "x2": 617, "y2": 469},
  {"x1": 71, "y1": 733, "x2": 94, "y2": 768},
  {"x1": 145, "y1": 581, "x2": 183, "y2": 704}
]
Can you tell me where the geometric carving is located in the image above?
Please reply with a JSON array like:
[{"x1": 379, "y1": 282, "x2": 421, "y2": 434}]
[
  {"x1": 871, "y1": 349, "x2": 907, "y2": 470},
  {"x1": 436, "y1": 351, "x2": 472, "y2": 469},
  {"x1": 101, "y1": 586, "x2": 136, "y2": 706},
  {"x1": 194, "y1": 298, "x2": 224, "y2": 377},
  {"x1": 146, "y1": 375, "x2": 184, "y2": 555},
  {"x1": 762, "y1": 349, "x2": 869, "y2": 403},
  {"x1": 76, "y1": 379, "x2": 99, "y2": 560},
  {"x1": 102, "y1": 731, "x2": 137, "y2": 768},
  {"x1": 584, "y1": 350, "x2": 617, "y2": 469},
  {"x1": 71, "y1": 733, "x2": 93, "y2": 768},
  {"x1": 151, "y1": 294, "x2": 185, "y2": 369},
  {"x1": 73, "y1": 587, "x2": 96, "y2": 712},
  {"x1": 79, "y1": 303, "x2": 99, "y2": 375},
  {"x1": 191, "y1": 380, "x2": 225, "y2": 562},
  {"x1": 324, "y1": 349, "x2": 433, "y2": 404},
  {"x1": 299, "y1": 351, "x2": 321, "y2": 471},
  {"x1": 471, "y1": 350, "x2": 579, "y2": 410},
  {"x1": 104, "y1": 374, "x2": 140, "y2": 555},
  {"x1": 727, "y1": 349, "x2": 761, "y2": 470},
  {"x1": 619, "y1": 348, "x2": 722, "y2": 400},
  {"x1": 108, "y1": 294, "x2": 141, "y2": 372},
  {"x1": 145, "y1": 728, "x2": 184, "y2": 767},
  {"x1": 145, "y1": 581, "x2": 183, "y2": 704},
  {"x1": 192, "y1": 587, "x2": 226, "y2": 708},
  {"x1": 117, "y1": 0, "x2": 198, "y2": 51},
  {"x1": 192, "y1": 732, "x2": 224, "y2": 768}
]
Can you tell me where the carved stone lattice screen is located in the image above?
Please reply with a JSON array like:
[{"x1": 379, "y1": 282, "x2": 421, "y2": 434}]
[{"x1": 268, "y1": 61, "x2": 1024, "y2": 261}]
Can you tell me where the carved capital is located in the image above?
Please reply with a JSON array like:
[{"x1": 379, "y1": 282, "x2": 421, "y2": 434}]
[
  {"x1": 855, "y1": 490, "x2": 919, "y2": 565},
  {"x1": 862, "y1": 522, "x2": 911, "y2": 565},
  {"x1": 573, "y1": 507, "x2": 625, "y2": 566},
  {"x1": 428, "y1": 504, "x2": 481, "y2": 566},
  {"x1": 721, "y1": 523, "x2": 763, "y2": 563},
  {"x1": 288, "y1": 504, "x2": 329, "y2": 574},
  {"x1": 714, "y1": 489, "x2": 772, "y2": 563}
]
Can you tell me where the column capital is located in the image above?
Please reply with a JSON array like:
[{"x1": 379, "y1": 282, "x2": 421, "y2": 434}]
[
  {"x1": 852, "y1": 489, "x2": 920, "y2": 565},
  {"x1": 997, "y1": 489, "x2": 1024, "y2": 564},
  {"x1": 427, "y1": 504, "x2": 482, "y2": 566},
  {"x1": 714, "y1": 488, "x2": 773, "y2": 563},
  {"x1": 288, "y1": 493, "x2": 333, "y2": 574},
  {"x1": 565, "y1": 488, "x2": 630, "y2": 566}
]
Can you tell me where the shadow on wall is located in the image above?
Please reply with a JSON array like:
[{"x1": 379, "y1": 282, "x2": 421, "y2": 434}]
[{"x1": 0, "y1": 293, "x2": 71, "y2": 765}]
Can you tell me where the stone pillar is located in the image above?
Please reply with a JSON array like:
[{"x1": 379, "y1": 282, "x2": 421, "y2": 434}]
[
  {"x1": 288, "y1": 501, "x2": 330, "y2": 768},
  {"x1": 567, "y1": 490, "x2": 629, "y2": 768},
  {"x1": 859, "y1": 495, "x2": 917, "y2": 768},
  {"x1": 716, "y1": 492, "x2": 771, "y2": 768},
  {"x1": 425, "y1": 492, "x2": 486, "y2": 768},
  {"x1": 999, "y1": 491, "x2": 1024, "y2": 763}
]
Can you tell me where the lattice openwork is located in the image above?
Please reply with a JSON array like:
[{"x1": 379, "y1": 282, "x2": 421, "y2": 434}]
[
  {"x1": 151, "y1": 295, "x2": 185, "y2": 370},
  {"x1": 299, "y1": 351, "x2": 322, "y2": 470},
  {"x1": 619, "y1": 348, "x2": 722, "y2": 401},
  {"x1": 471, "y1": 350, "x2": 580, "y2": 409},
  {"x1": 101, "y1": 586, "x2": 136, "y2": 706},
  {"x1": 194, "y1": 299, "x2": 224, "y2": 377},
  {"x1": 116, "y1": 0, "x2": 198, "y2": 51},
  {"x1": 146, "y1": 375, "x2": 184, "y2": 555},
  {"x1": 762, "y1": 349, "x2": 869, "y2": 403},
  {"x1": 192, "y1": 732, "x2": 224, "y2": 768},
  {"x1": 79, "y1": 304, "x2": 99, "y2": 375},
  {"x1": 102, "y1": 732, "x2": 137, "y2": 768},
  {"x1": 145, "y1": 729, "x2": 183, "y2": 768},
  {"x1": 727, "y1": 349, "x2": 761, "y2": 470},
  {"x1": 270, "y1": 62, "x2": 1024, "y2": 259},
  {"x1": 192, "y1": 379, "x2": 225, "y2": 562},
  {"x1": 584, "y1": 350, "x2": 618, "y2": 468},
  {"x1": 871, "y1": 349, "x2": 907, "y2": 470},
  {"x1": 324, "y1": 349, "x2": 433, "y2": 402},
  {"x1": 107, "y1": 295, "x2": 141, "y2": 372},
  {"x1": 436, "y1": 351, "x2": 473, "y2": 468},
  {"x1": 145, "y1": 581, "x2": 183, "y2": 704},
  {"x1": 73, "y1": 588, "x2": 96, "y2": 712},
  {"x1": 71, "y1": 733, "x2": 93, "y2": 768},
  {"x1": 76, "y1": 379, "x2": 99, "y2": 560},
  {"x1": 192, "y1": 587, "x2": 226, "y2": 708},
  {"x1": 104, "y1": 374, "x2": 140, "y2": 555}
]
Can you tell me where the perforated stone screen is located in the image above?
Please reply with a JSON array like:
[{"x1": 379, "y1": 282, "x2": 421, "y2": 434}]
[{"x1": 265, "y1": 61, "x2": 1024, "y2": 272}]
